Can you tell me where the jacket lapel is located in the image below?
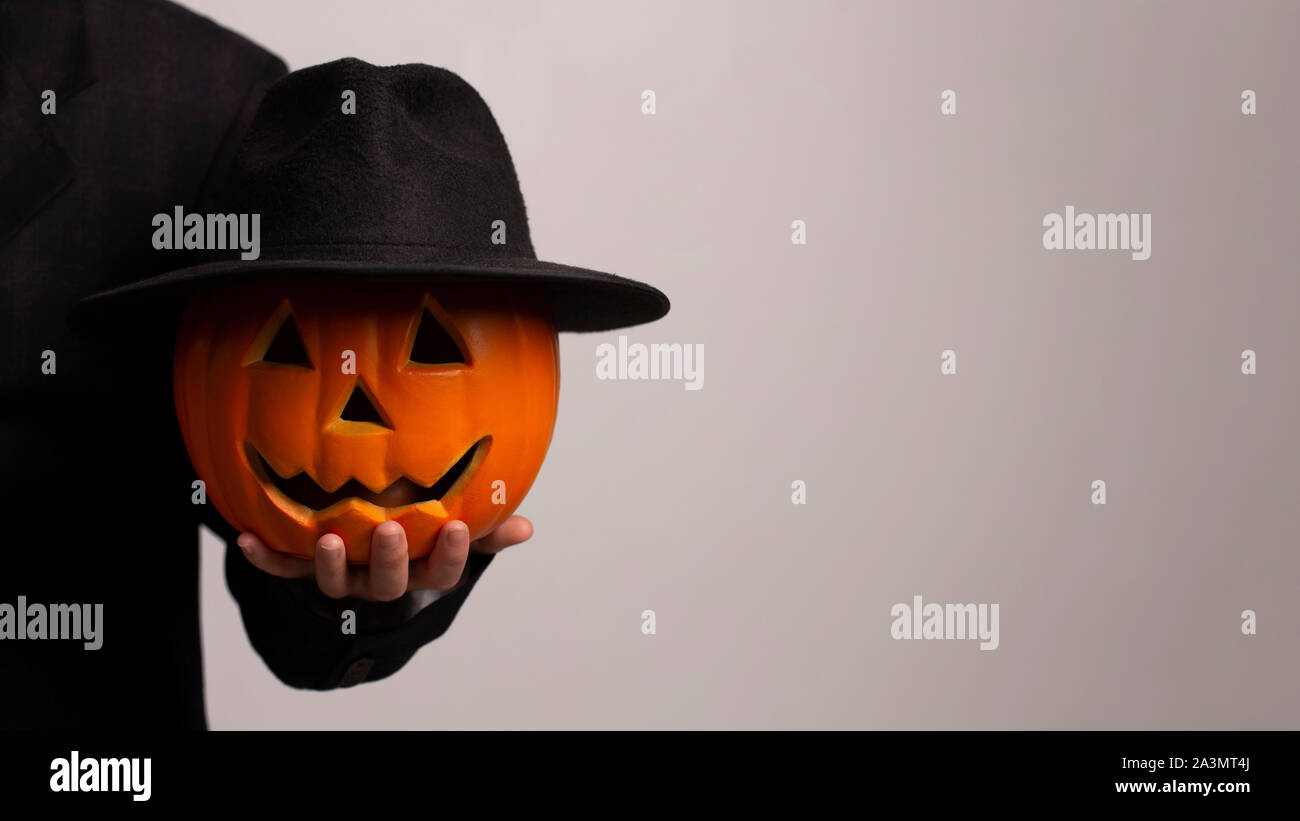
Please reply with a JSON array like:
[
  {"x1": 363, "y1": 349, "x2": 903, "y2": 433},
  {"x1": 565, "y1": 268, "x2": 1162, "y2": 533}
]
[{"x1": 0, "y1": 0, "x2": 95, "y2": 248}]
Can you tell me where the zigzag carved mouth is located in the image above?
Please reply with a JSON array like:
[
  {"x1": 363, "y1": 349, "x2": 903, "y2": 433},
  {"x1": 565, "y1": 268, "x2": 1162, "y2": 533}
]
[{"x1": 247, "y1": 437, "x2": 486, "y2": 511}]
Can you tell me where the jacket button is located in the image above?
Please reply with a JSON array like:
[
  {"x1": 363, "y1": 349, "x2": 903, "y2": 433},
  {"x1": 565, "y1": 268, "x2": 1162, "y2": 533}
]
[{"x1": 340, "y1": 657, "x2": 375, "y2": 687}]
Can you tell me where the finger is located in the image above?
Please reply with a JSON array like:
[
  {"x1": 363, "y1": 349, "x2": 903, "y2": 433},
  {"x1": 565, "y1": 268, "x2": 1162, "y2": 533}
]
[
  {"x1": 366, "y1": 520, "x2": 409, "y2": 601},
  {"x1": 314, "y1": 533, "x2": 349, "y2": 599},
  {"x1": 470, "y1": 515, "x2": 534, "y2": 554},
  {"x1": 414, "y1": 520, "x2": 471, "y2": 592},
  {"x1": 237, "y1": 532, "x2": 314, "y2": 579}
]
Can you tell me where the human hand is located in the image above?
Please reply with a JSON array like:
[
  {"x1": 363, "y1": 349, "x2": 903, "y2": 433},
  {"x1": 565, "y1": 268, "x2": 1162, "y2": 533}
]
[{"x1": 235, "y1": 517, "x2": 533, "y2": 601}]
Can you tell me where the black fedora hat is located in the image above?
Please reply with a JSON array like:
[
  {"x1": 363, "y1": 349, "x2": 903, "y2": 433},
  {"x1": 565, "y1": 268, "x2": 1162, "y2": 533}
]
[{"x1": 71, "y1": 58, "x2": 669, "y2": 332}]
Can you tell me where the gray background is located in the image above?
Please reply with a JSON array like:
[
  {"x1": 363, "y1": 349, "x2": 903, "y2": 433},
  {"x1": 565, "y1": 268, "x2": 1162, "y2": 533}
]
[{"x1": 183, "y1": 0, "x2": 1299, "y2": 729}]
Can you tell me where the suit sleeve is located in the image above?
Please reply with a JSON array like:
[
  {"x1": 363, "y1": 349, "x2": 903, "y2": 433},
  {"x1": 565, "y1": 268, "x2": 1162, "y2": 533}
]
[
  {"x1": 193, "y1": 53, "x2": 286, "y2": 209},
  {"x1": 206, "y1": 54, "x2": 496, "y2": 689},
  {"x1": 221, "y1": 516, "x2": 496, "y2": 690}
]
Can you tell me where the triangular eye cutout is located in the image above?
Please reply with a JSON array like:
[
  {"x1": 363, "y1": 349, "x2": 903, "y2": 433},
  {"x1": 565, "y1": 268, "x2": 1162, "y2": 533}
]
[
  {"x1": 261, "y1": 313, "x2": 313, "y2": 369},
  {"x1": 408, "y1": 307, "x2": 466, "y2": 365}
]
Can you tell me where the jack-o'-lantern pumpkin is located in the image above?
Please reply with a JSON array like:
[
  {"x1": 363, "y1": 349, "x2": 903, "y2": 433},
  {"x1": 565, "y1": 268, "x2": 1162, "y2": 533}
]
[{"x1": 173, "y1": 279, "x2": 559, "y2": 563}]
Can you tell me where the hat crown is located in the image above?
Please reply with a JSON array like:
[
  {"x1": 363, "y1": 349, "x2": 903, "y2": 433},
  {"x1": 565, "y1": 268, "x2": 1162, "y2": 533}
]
[{"x1": 223, "y1": 58, "x2": 535, "y2": 262}]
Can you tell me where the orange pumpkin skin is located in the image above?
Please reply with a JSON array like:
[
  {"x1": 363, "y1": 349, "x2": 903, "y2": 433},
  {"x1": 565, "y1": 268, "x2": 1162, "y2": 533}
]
[{"x1": 173, "y1": 280, "x2": 560, "y2": 563}]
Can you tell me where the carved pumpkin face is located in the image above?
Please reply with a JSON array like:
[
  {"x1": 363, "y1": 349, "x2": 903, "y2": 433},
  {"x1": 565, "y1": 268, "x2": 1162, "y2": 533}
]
[{"x1": 173, "y1": 279, "x2": 560, "y2": 563}]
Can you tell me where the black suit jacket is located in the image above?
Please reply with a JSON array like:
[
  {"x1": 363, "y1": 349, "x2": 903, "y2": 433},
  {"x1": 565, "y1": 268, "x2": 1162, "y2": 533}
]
[{"x1": 0, "y1": 0, "x2": 492, "y2": 730}]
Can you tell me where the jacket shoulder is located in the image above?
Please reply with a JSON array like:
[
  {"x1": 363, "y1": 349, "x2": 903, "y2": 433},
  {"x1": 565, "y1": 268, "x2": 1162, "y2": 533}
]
[{"x1": 86, "y1": 0, "x2": 287, "y2": 93}]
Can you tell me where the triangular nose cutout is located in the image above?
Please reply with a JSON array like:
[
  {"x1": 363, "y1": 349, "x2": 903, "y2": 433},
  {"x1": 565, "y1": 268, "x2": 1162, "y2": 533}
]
[{"x1": 339, "y1": 384, "x2": 390, "y2": 428}]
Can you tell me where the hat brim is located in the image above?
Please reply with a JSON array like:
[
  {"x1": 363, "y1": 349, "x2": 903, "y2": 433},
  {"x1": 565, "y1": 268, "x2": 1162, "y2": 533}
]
[{"x1": 68, "y1": 257, "x2": 670, "y2": 333}]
